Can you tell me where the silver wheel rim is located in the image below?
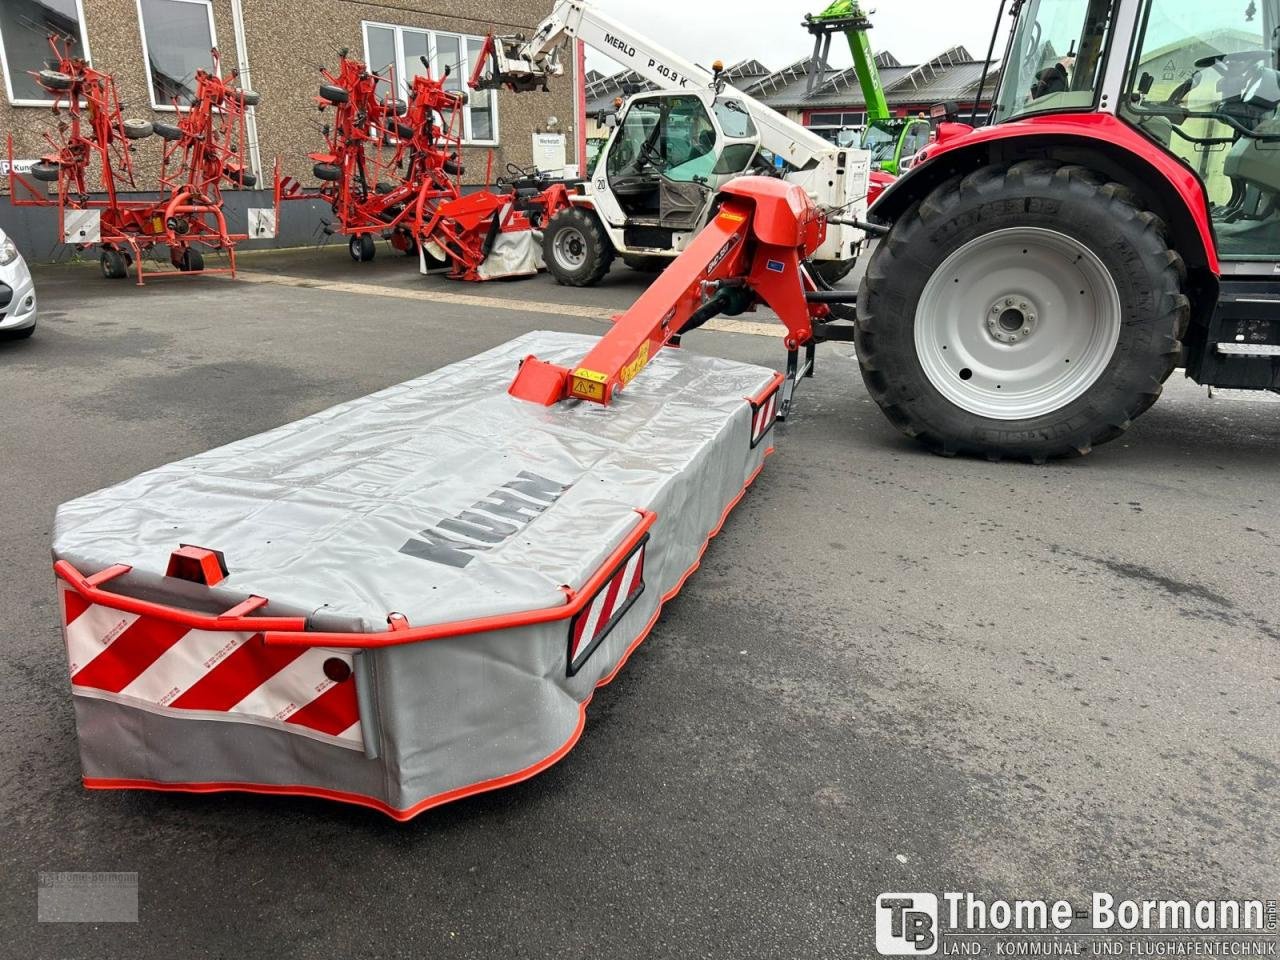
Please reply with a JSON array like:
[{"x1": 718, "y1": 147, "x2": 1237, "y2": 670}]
[
  {"x1": 914, "y1": 226, "x2": 1122, "y2": 420},
  {"x1": 553, "y1": 226, "x2": 587, "y2": 270}
]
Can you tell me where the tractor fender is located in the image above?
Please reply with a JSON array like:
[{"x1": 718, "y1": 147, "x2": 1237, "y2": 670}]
[{"x1": 871, "y1": 113, "x2": 1219, "y2": 275}]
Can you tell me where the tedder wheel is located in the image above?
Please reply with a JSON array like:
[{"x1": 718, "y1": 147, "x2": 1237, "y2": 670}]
[
  {"x1": 236, "y1": 89, "x2": 261, "y2": 106},
  {"x1": 38, "y1": 69, "x2": 72, "y2": 91},
  {"x1": 543, "y1": 207, "x2": 613, "y2": 286},
  {"x1": 122, "y1": 118, "x2": 153, "y2": 140},
  {"x1": 173, "y1": 247, "x2": 205, "y2": 272},
  {"x1": 31, "y1": 162, "x2": 60, "y2": 183},
  {"x1": 443, "y1": 155, "x2": 464, "y2": 176},
  {"x1": 857, "y1": 161, "x2": 1189, "y2": 461},
  {"x1": 153, "y1": 121, "x2": 183, "y2": 141},
  {"x1": 313, "y1": 161, "x2": 342, "y2": 182},
  {"x1": 383, "y1": 97, "x2": 407, "y2": 117},
  {"x1": 100, "y1": 249, "x2": 128, "y2": 280},
  {"x1": 319, "y1": 84, "x2": 349, "y2": 105},
  {"x1": 224, "y1": 165, "x2": 257, "y2": 188},
  {"x1": 349, "y1": 234, "x2": 376, "y2": 262}
]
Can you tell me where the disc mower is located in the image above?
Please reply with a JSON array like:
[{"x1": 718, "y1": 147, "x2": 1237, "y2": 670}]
[{"x1": 6, "y1": 37, "x2": 264, "y2": 284}]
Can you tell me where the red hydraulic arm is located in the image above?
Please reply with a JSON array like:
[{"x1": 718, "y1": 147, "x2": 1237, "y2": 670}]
[{"x1": 508, "y1": 176, "x2": 830, "y2": 406}]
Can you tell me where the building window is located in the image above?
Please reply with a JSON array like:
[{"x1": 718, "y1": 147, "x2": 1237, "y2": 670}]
[
  {"x1": 137, "y1": 0, "x2": 217, "y2": 109},
  {"x1": 0, "y1": 0, "x2": 90, "y2": 106},
  {"x1": 361, "y1": 22, "x2": 499, "y2": 146}
]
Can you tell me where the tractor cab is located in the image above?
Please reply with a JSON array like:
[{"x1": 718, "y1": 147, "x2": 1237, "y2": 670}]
[
  {"x1": 596, "y1": 89, "x2": 763, "y2": 235},
  {"x1": 996, "y1": 0, "x2": 1280, "y2": 261}
]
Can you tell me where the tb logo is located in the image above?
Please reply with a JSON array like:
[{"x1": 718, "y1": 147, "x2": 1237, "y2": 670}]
[{"x1": 876, "y1": 893, "x2": 938, "y2": 955}]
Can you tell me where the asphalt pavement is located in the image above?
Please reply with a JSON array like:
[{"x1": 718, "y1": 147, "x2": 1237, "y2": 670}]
[{"x1": 1, "y1": 245, "x2": 1277, "y2": 959}]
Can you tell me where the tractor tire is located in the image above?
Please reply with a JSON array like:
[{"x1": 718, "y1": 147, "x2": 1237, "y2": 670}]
[
  {"x1": 383, "y1": 97, "x2": 407, "y2": 117},
  {"x1": 236, "y1": 89, "x2": 261, "y2": 106},
  {"x1": 31, "y1": 162, "x2": 60, "y2": 183},
  {"x1": 38, "y1": 69, "x2": 72, "y2": 91},
  {"x1": 319, "y1": 84, "x2": 349, "y2": 105},
  {"x1": 153, "y1": 121, "x2": 183, "y2": 141},
  {"x1": 856, "y1": 161, "x2": 1189, "y2": 462},
  {"x1": 100, "y1": 249, "x2": 128, "y2": 280},
  {"x1": 543, "y1": 207, "x2": 613, "y2": 286},
  {"x1": 313, "y1": 161, "x2": 342, "y2": 182},
  {"x1": 123, "y1": 118, "x2": 153, "y2": 140},
  {"x1": 622, "y1": 254, "x2": 670, "y2": 274},
  {"x1": 811, "y1": 258, "x2": 857, "y2": 286},
  {"x1": 349, "y1": 234, "x2": 376, "y2": 262}
]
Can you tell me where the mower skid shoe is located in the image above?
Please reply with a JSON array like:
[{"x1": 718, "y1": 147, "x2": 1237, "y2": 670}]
[
  {"x1": 52, "y1": 332, "x2": 779, "y2": 821},
  {"x1": 779, "y1": 341, "x2": 817, "y2": 421}
]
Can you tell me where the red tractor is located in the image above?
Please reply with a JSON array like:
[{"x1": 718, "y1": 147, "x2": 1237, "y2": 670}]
[{"x1": 853, "y1": 0, "x2": 1280, "y2": 459}]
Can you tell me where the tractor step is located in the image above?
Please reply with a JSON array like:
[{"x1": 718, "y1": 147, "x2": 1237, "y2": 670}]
[{"x1": 51, "y1": 331, "x2": 780, "y2": 820}]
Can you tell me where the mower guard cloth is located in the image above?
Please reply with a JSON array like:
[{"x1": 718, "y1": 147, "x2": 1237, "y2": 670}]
[{"x1": 51, "y1": 331, "x2": 781, "y2": 819}]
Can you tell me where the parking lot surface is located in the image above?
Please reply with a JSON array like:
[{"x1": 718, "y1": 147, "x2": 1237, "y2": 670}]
[{"x1": 2, "y1": 247, "x2": 1278, "y2": 958}]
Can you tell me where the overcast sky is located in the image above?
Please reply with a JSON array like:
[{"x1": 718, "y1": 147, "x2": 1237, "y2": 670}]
[{"x1": 585, "y1": 0, "x2": 1011, "y2": 78}]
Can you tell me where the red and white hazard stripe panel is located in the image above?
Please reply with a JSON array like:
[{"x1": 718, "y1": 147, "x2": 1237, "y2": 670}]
[
  {"x1": 748, "y1": 383, "x2": 780, "y2": 448},
  {"x1": 567, "y1": 536, "x2": 648, "y2": 676},
  {"x1": 60, "y1": 585, "x2": 363, "y2": 750}
]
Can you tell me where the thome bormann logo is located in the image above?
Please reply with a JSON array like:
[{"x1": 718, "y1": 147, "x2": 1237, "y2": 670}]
[
  {"x1": 877, "y1": 894, "x2": 939, "y2": 955},
  {"x1": 876, "y1": 891, "x2": 1279, "y2": 956}
]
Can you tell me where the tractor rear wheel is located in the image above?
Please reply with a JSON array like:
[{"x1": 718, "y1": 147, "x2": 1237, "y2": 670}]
[
  {"x1": 856, "y1": 161, "x2": 1189, "y2": 461},
  {"x1": 543, "y1": 207, "x2": 613, "y2": 286},
  {"x1": 349, "y1": 234, "x2": 376, "y2": 262}
]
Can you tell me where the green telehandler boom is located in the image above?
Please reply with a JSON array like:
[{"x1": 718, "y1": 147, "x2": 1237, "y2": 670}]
[{"x1": 803, "y1": 0, "x2": 931, "y2": 175}]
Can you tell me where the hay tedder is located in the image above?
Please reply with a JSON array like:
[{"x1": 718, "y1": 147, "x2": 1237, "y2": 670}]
[
  {"x1": 295, "y1": 49, "x2": 548, "y2": 280},
  {"x1": 7, "y1": 39, "x2": 272, "y2": 284}
]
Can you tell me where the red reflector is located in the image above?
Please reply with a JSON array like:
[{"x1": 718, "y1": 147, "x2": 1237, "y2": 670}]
[
  {"x1": 323, "y1": 658, "x2": 353, "y2": 683},
  {"x1": 165, "y1": 545, "x2": 229, "y2": 586}
]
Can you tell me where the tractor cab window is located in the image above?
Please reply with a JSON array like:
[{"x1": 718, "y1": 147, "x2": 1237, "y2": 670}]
[
  {"x1": 1121, "y1": 0, "x2": 1280, "y2": 260},
  {"x1": 993, "y1": 0, "x2": 1117, "y2": 122}
]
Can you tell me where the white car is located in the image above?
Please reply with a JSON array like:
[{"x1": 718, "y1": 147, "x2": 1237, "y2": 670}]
[{"x1": 0, "y1": 228, "x2": 37, "y2": 341}]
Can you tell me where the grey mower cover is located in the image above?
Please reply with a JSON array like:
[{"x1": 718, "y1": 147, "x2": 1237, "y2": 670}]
[{"x1": 52, "y1": 331, "x2": 782, "y2": 819}]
